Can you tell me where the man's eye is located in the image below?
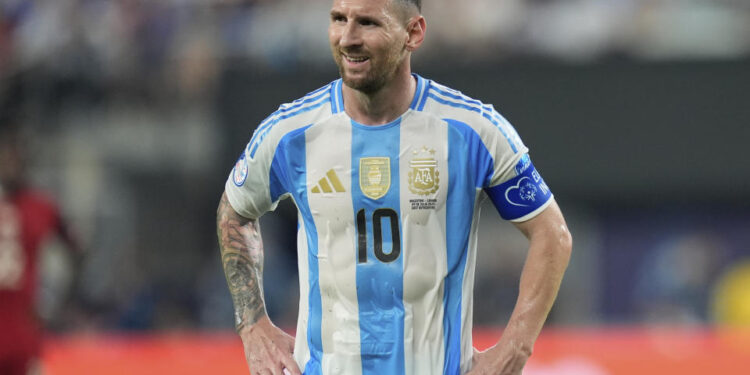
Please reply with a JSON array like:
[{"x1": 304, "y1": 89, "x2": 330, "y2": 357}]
[{"x1": 333, "y1": 16, "x2": 346, "y2": 23}]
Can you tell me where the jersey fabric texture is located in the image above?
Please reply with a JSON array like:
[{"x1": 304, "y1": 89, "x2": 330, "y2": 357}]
[
  {"x1": 225, "y1": 75, "x2": 553, "y2": 375},
  {"x1": 0, "y1": 189, "x2": 61, "y2": 374}
]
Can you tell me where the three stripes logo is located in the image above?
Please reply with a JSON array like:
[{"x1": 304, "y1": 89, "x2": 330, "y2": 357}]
[{"x1": 311, "y1": 169, "x2": 346, "y2": 194}]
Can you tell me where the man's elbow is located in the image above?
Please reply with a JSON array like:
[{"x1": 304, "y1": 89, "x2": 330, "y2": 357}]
[
  {"x1": 217, "y1": 192, "x2": 233, "y2": 218},
  {"x1": 555, "y1": 224, "x2": 573, "y2": 262},
  {"x1": 217, "y1": 192, "x2": 234, "y2": 229}
]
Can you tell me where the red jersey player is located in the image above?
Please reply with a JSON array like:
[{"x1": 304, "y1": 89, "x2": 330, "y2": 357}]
[{"x1": 0, "y1": 127, "x2": 81, "y2": 375}]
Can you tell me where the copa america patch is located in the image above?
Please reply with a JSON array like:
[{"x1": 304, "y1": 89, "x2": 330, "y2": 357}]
[
  {"x1": 485, "y1": 156, "x2": 552, "y2": 221},
  {"x1": 233, "y1": 153, "x2": 248, "y2": 187}
]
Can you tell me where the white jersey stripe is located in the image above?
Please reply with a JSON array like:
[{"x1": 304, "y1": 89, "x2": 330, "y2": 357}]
[
  {"x1": 305, "y1": 117, "x2": 363, "y2": 375},
  {"x1": 399, "y1": 111, "x2": 448, "y2": 375},
  {"x1": 294, "y1": 209, "x2": 312, "y2": 370}
]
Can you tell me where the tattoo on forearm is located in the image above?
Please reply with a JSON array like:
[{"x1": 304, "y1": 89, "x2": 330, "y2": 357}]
[{"x1": 217, "y1": 194, "x2": 266, "y2": 331}]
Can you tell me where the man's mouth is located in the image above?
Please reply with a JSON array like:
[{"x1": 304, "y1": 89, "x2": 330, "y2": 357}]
[{"x1": 344, "y1": 54, "x2": 369, "y2": 64}]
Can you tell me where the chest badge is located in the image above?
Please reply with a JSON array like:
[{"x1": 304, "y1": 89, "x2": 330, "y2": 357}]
[
  {"x1": 360, "y1": 157, "x2": 390, "y2": 200},
  {"x1": 408, "y1": 147, "x2": 440, "y2": 196}
]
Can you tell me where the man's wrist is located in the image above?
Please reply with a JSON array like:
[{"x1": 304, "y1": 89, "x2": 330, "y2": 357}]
[
  {"x1": 495, "y1": 335, "x2": 534, "y2": 358},
  {"x1": 236, "y1": 311, "x2": 268, "y2": 335}
]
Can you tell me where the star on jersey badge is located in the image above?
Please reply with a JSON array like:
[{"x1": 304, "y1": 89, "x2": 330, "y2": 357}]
[
  {"x1": 360, "y1": 157, "x2": 390, "y2": 200},
  {"x1": 408, "y1": 147, "x2": 439, "y2": 196}
]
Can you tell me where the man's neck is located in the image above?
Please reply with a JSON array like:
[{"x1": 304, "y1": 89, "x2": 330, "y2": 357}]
[{"x1": 342, "y1": 66, "x2": 416, "y2": 126}]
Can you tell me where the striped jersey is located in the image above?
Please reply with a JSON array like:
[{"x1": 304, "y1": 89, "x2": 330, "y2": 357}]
[{"x1": 224, "y1": 74, "x2": 553, "y2": 375}]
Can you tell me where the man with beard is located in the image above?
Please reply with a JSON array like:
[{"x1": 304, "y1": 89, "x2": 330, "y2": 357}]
[{"x1": 217, "y1": 0, "x2": 572, "y2": 374}]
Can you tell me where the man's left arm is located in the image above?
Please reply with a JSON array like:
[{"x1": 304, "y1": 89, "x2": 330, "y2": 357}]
[{"x1": 468, "y1": 199, "x2": 572, "y2": 375}]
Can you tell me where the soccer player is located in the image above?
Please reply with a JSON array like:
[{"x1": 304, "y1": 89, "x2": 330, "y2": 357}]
[
  {"x1": 0, "y1": 126, "x2": 82, "y2": 375},
  {"x1": 216, "y1": 0, "x2": 572, "y2": 374}
]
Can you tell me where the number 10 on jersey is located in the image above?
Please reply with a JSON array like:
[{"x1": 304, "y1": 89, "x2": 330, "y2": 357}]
[{"x1": 356, "y1": 208, "x2": 401, "y2": 264}]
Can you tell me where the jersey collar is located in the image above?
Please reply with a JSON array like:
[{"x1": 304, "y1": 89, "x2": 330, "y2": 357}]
[{"x1": 331, "y1": 74, "x2": 429, "y2": 115}]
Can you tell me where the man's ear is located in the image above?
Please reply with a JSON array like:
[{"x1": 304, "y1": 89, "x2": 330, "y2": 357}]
[{"x1": 405, "y1": 16, "x2": 426, "y2": 52}]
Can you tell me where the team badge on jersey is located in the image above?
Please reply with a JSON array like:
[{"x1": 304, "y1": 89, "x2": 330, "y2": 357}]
[
  {"x1": 360, "y1": 157, "x2": 390, "y2": 200},
  {"x1": 408, "y1": 147, "x2": 440, "y2": 196},
  {"x1": 232, "y1": 153, "x2": 248, "y2": 187}
]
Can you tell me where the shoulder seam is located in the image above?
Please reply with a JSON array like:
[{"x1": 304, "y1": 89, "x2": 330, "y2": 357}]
[
  {"x1": 247, "y1": 94, "x2": 332, "y2": 158},
  {"x1": 261, "y1": 83, "x2": 333, "y2": 127},
  {"x1": 426, "y1": 85, "x2": 520, "y2": 153}
]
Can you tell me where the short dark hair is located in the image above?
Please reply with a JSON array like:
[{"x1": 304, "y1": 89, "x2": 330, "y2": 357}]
[{"x1": 396, "y1": 0, "x2": 421, "y2": 13}]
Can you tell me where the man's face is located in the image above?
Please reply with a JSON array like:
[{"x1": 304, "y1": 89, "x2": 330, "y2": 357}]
[{"x1": 329, "y1": 0, "x2": 410, "y2": 93}]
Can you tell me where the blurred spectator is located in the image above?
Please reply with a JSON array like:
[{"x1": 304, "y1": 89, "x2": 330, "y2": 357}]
[
  {"x1": 2, "y1": 0, "x2": 748, "y2": 80},
  {"x1": 0, "y1": 124, "x2": 83, "y2": 374}
]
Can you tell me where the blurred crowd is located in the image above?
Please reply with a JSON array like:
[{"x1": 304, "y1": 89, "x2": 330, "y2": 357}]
[
  {"x1": 1, "y1": 0, "x2": 749, "y2": 78},
  {"x1": 1, "y1": 0, "x2": 749, "y2": 333}
]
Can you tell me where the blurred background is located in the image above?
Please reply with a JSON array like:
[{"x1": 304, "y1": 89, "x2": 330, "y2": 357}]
[{"x1": 1, "y1": 0, "x2": 749, "y2": 374}]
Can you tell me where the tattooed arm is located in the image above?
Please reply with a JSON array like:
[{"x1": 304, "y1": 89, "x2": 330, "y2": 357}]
[
  {"x1": 217, "y1": 192, "x2": 301, "y2": 375},
  {"x1": 217, "y1": 192, "x2": 266, "y2": 329}
]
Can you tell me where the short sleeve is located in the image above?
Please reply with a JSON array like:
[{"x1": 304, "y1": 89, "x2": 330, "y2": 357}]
[
  {"x1": 224, "y1": 131, "x2": 285, "y2": 220},
  {"x1": 479, "y1": 114, "x2": 554, "y2": 222}
]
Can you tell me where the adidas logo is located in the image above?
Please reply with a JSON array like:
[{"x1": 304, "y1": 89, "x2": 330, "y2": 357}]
[{"x1": 311, "y1": 169, "x2": 346, "y2": 193}]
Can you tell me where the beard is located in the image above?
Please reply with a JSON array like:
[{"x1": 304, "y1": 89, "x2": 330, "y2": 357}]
[
  {"x1": 333, "y1": 47, "x2": 404, "y2": 94},
  {"x1": 338, "y1": 64, "x2": 388, "y2": 94}
]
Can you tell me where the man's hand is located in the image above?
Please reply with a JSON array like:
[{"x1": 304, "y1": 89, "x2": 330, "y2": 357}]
[
  {"x1": 239, "y1": 316, "x2": 301, "y2": 375},
  {"x1": 467, "y1": 342, "x2": 530, "y2": 375}
]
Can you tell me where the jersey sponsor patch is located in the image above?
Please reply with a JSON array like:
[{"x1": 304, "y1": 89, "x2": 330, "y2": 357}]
[
  {"x1": 486, "y1": 157, "x2": 552, "y2": 221},
  {"x1": 232, "y1": 152, "x2": 248, "y2": 187}
]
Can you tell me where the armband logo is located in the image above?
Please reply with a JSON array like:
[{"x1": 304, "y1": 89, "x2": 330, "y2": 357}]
[
  {"x1": 233, "y1": 153, "x2": 248, "y2": 187},
  {"x1": 505, "y1": 177, "x2": 538, "y2": 207},
  {"x1": 503, "y1": 165, "x2": 550, "y2": 208},
  {"x1": 487, "y1": 158, "x2": 552, "y2": 221}
]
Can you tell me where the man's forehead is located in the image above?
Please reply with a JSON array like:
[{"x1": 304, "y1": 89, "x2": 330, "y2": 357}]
[{"x1": 331, "y1": 0, "x2": 393, "y2": 16}]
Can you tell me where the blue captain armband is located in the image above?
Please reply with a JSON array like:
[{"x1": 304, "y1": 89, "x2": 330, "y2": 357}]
[{"x1": 485, "y1": 156, "x2": 553, "y2": 221}]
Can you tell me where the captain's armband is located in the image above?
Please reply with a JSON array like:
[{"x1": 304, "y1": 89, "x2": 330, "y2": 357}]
[{"x1": 485, "y1": 156, "x2": 553, "y2": 222}]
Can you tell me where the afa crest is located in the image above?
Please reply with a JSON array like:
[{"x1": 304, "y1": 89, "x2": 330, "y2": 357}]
[
  {"x1": 408, "y1": 147, "x2": 440, "y2": 196},
  {"x1": 360, "y1": 157, "x2": 390, "y2": 200}
]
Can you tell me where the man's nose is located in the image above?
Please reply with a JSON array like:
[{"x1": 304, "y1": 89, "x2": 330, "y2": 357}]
[{"x1": 339, "y1": 22, "x2": 361, "y2": 47}]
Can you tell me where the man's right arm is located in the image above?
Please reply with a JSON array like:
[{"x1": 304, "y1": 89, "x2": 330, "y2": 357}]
[
  {"x1": 217, "y1": 192, "x2": 266, "y2": 330},
  {"x1": 217, "y1": 192, "x2": 301, "y2": 375}
]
